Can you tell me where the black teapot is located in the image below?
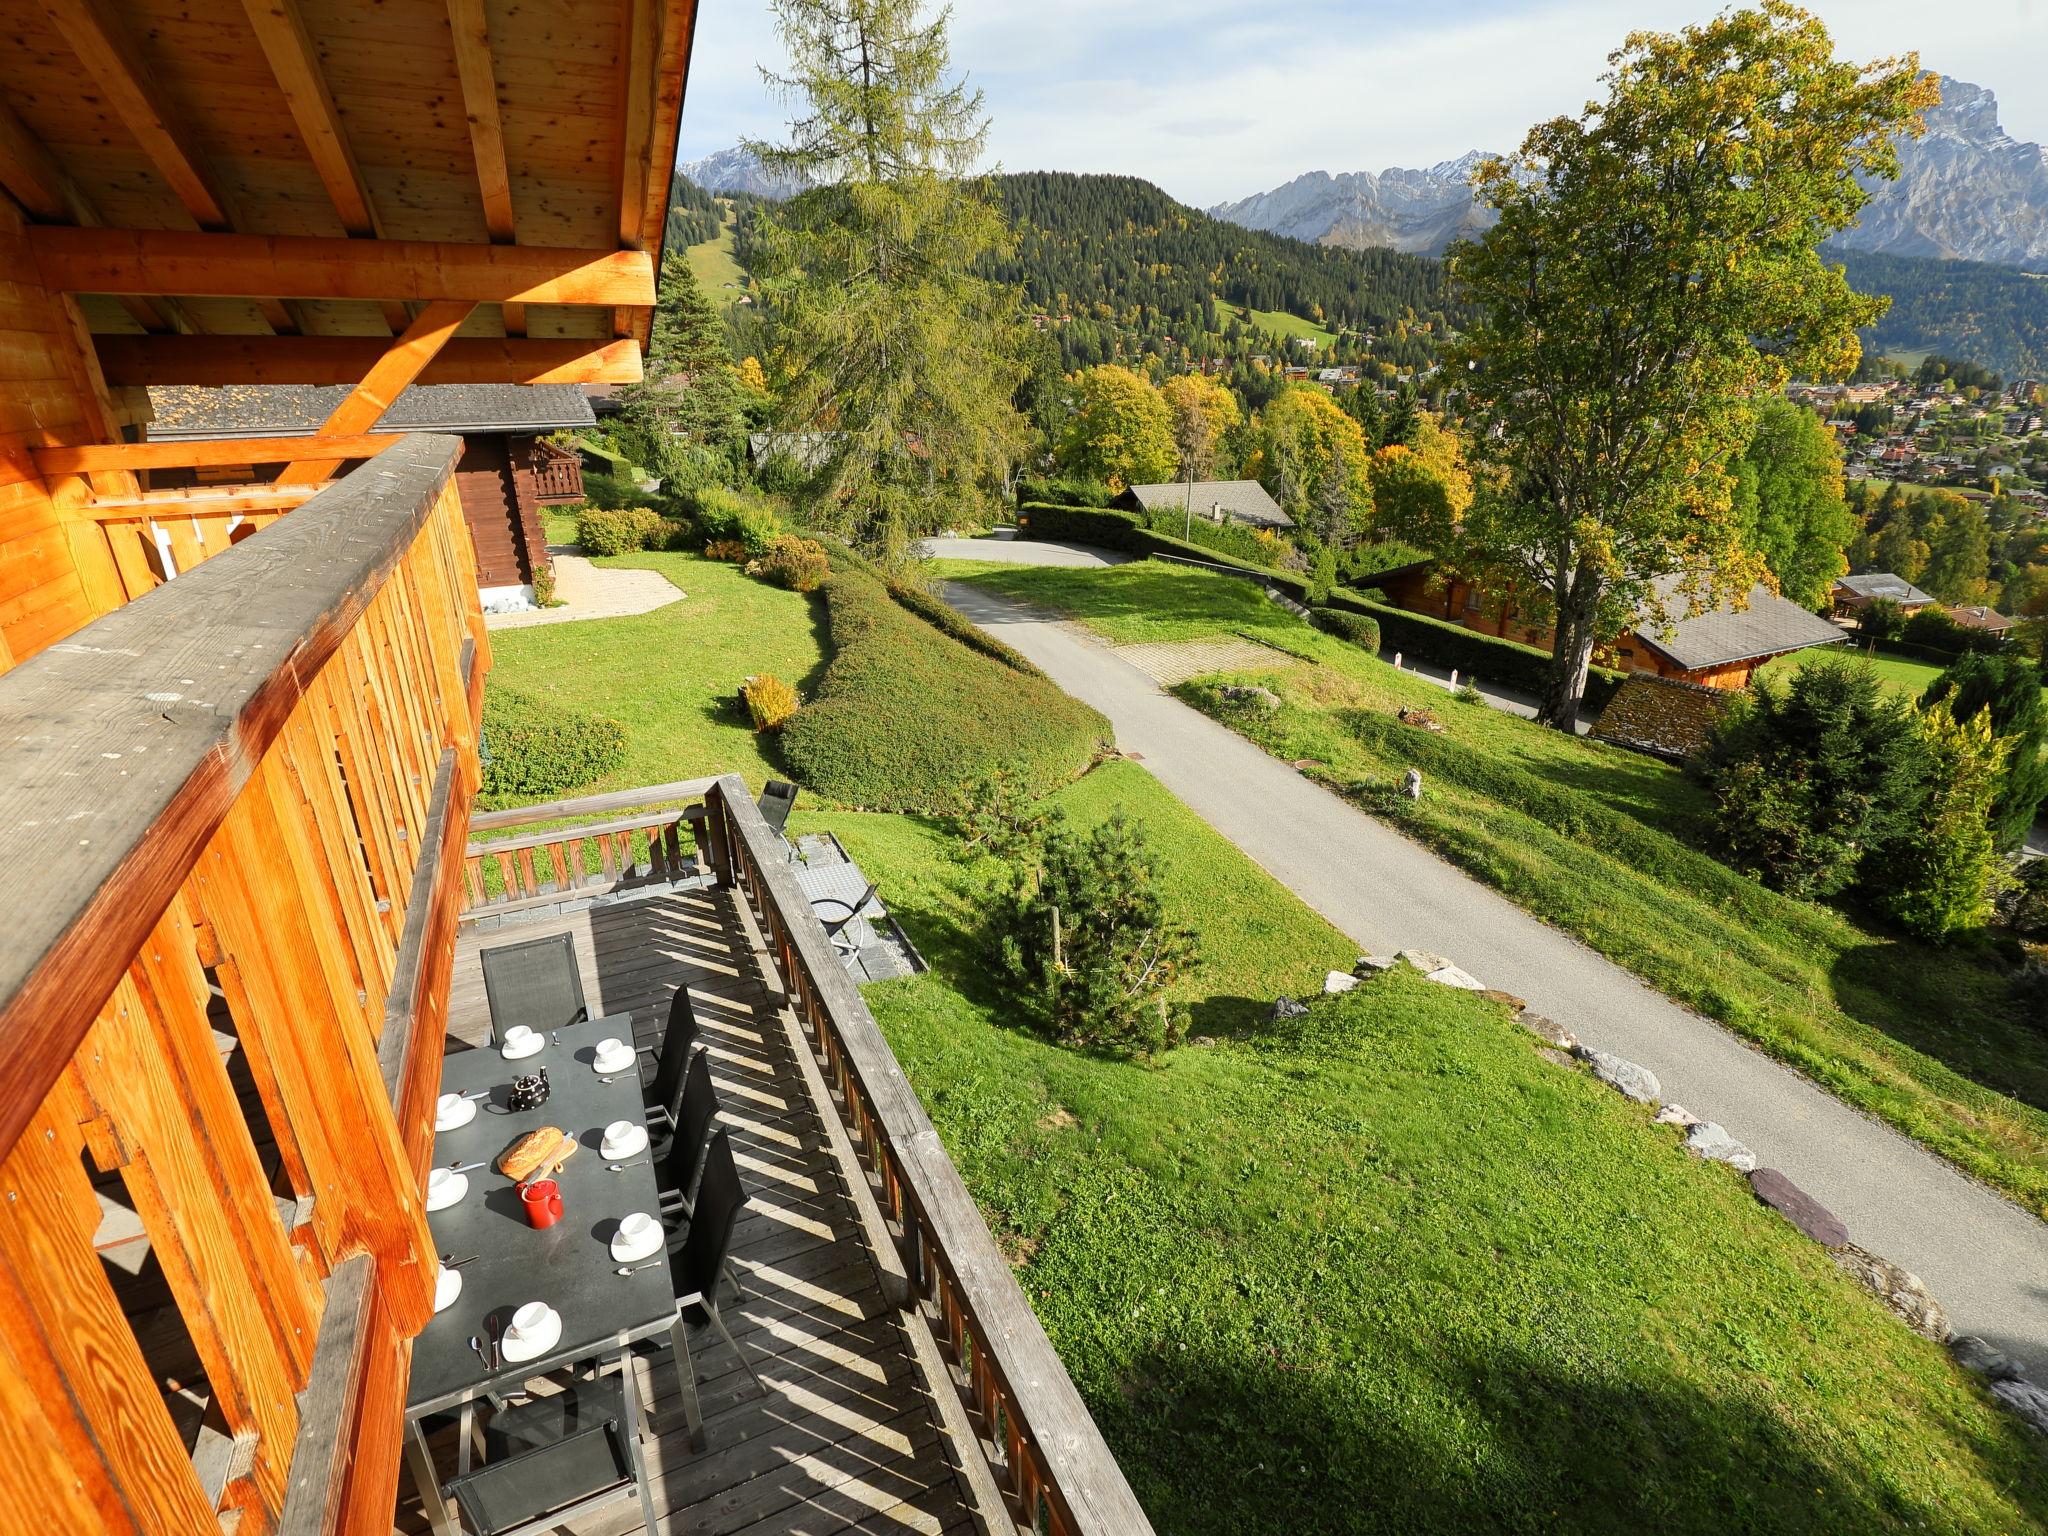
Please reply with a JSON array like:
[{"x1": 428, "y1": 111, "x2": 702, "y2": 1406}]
[{"x1": 507, "y1": 1067, "x2": 551, "y2": 1113}]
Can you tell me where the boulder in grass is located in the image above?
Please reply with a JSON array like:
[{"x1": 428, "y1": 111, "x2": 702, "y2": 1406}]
[
  {"x1": 1991, "y1": 1380, "x2": 2048, "y2": 1435},
  {"x1": 1683, "y1": 1122, "x2": 1758, "y2": 1172},
  {"x1": 1833, "y1": 1245, "x2": 1951, "y2": 1343},
  {"x1": 1265, "y1": 996, "x2": 1310, "y2": 1024},
  {"x1": 1520, "y1": 1014, "x2": 1577, "y2": 1051},
  {"x1": 1535, "y1": 1047, "x2": 1574, "y2": 1068},
  {"x1": 1356, "y1": 954, "x2": 1398, "y2": 974},
  {"x1": 1323, "y1": 971, "x2": 1360, "y2": 995},
  {"x1": 1478, "y1": 988, "x2": 1528, "y2": 1013},
  {"x1": 1748, "y1": 1168, "x2": 1850, "y2": 1248},
  {"x1": 1951, "y1": 1335, "x2": 2027, "y2": 1381},
  {"x1": 1571, "y1": 1045, "x2": 1662, "y2": 1104},
  {"x1": 1654, "y1": 1103, "x2": 1703, "y2": 1129},
  {"x1": 1424, "y1": 964, "x2": 1488, "y2": 991},
  {"x1": 1396, "y1": 948, "x2": 1456, "y2": 974}
]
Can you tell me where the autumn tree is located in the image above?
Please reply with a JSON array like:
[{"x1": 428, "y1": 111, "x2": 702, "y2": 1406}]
[
  {"x1": 746, "y1": 0, "x2": 1030, "y2": 552},
  {"x1": 1449, "y1": 4, "x2": 1934, "y2": 727},
  {"x1": 1056, "y1": 364, "x2": 1176, "y2": 490},
  {"x1": 1161, "y1": 373, "x2": 1242, "y2": 509},
  {"x1": 1255, "y1": 386, "x2": 1373, "y2": 546},
  {"x1": 1367, "y1": 410, "x2": 1474, "y2": 555},
  {"x1": 1731, "y1": 398, "x2": 1858, "y2": 609}
]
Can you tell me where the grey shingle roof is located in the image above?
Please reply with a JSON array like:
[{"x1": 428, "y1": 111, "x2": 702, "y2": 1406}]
[
  {"x1": 1125, "y1": 480, "x2": 1294, "y2": 530},
  {"x1": 1636, "y1": 577, "x2": 1845, "y2": 671},
  {"x1": 143, "y1": 383, "x2": 596, "y2": 439},
  {"x1": 1835, "y1": 572, "x2": 1935, "y2": 606}
]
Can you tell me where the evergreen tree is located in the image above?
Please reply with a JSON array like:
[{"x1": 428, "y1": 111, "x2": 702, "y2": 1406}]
[
  {"x1": 616, "y1": 248, "x2": 747, "y2": 488},
  {"x1": 1921, "y1": 652, "x2": 2048, "y2": 853},
  {"x1": 746, "y1": 0, "x2": 1030, "y2": 552},
  {"x1": 1870, "y1": 703, "x2": 2008, "y2": 942}
]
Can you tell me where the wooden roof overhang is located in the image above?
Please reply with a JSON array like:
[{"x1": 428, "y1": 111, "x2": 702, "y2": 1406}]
[{"x1": 0, "y1": 0, "x2": 699, "y2": 392}]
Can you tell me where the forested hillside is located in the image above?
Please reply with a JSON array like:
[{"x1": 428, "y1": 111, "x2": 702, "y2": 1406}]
[
  {"x1": 986, "y1": 172, "x2": 1458, "y2": 381},
  {"x1": 1834, "y1": 248, "x2": 2048, "y2": 378}
]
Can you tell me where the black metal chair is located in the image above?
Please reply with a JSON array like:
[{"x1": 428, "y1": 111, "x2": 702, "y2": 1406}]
[
  {"x1": 643, "y1": 984, "x2": 700, "y2": 1130},
  {"x1": 441, "y1": 1370, "x2": 654, "y2": 1536},
  {"x1": 757, "y1": 779, "x2": 799, "y2": 839},
  {"x1": 811, "y1": 882, "x2": 878, "y2": 959},
  {"x1": 663, "y1": 1127, "x2": 763, "y2": 1447},
  {"x1": 479, "y1": 933, "x2": 588, "y2": 1047},
  {"x1": 656, "y1": 1050, "x2": 719, "y2": 1221}
]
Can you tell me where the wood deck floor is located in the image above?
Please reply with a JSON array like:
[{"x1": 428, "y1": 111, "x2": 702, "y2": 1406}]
[{"x1": 398, "y1": 883, "x2": 989, "y2": 1536}]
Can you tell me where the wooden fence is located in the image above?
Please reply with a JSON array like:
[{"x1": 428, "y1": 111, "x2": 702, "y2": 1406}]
[
  {"x1": 0, "y1": 435, "x2": 486, "y2": 1536},
  {"x1": 462, "y1": 779, "x2": 721, "y2": 916},
  {"x1": 705, "y1": 776, "x2": 1158, "y2": 1536}
]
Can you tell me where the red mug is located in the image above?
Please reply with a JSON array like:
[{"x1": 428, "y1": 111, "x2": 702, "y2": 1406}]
[{"x1": 520, "y1": 1178, "x2": 564, "y2": 1230}]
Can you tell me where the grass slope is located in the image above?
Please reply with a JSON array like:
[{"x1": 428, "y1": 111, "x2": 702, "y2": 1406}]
[
  {"x1": 938, "y1": 558, "x2": 2048, "y2": 1215},
  {"x1": 684, "y1": 201, "x2": 749, "y2": 298},
  {"x1": 1759, "y1": 641, "x2": 1946, "y2": 699},
  {"x1": 826, "y1": 761, "x2": 2047, "y2": 1535},
  {"x1": 483, "y1": 551, "x2": 823, "y2": 799},
  {"x1": 1217, "y1": 297, "x2": 1340, "y2": 349}
]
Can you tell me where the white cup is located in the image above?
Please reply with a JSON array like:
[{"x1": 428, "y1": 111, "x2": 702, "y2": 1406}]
[
  {"x1": 597, "y1": 1035, "x2": 626, "y2": 1059},
  {"x1": 427, "y1": 1167, "x2": 459, "y2": 1202},
  {"x1": 437, "y1": 1091, "x2": 464, "y2": 1116},
  {"x1": 503, "y1": 1026, "x2": 537, "y2": 1048},
  {"x1": 605, "y1": 1118, "x2": 637, "y2": 1147},
  {"x1": 509, "y1": 1300, "x2": 550, "y2": 1341},
  {"x1": 618, "y1": 1211, "x2": 659, "y2": 1250}
]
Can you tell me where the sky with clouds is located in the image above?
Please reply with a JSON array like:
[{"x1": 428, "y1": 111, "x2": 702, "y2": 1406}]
[{"x1": 676, "y1": 0, "x2": 2048, "y2": 208}]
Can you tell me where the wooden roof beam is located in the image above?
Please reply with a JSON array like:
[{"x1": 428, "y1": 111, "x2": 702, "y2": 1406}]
[
  {"x1": 95, "y1": 334, "x2": 643, "y2": 387},
  {"x1": 26, "y1": 226, "x2": 656, "y2": 306},
  {"x1": 445, "y1": 0, "x2": 516, "y2": 244},
  {"x1": 238, "y1": 0, "x2": 380, "y2": 239},
  {"x1": 33, "y1": 433, "x2": 403, "y2": 476},
  {"x1": 41, "y1": 0, "x2": 232, "y2": 230},
  {"x1": 280, "y1": 300, "x2": 475, "y2": 482}
]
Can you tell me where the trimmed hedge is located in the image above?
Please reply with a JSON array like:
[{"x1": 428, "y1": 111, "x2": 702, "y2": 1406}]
[
  {"x1": 811, "y1": 533, "x2": 1051, "y2": 679},
  {"x1": 577, "y1": 505, "x2": 676, "y2": 556},
  {"x1": 1350, "y1": 596, "x2": 1627, "y2": 711},
  {"x1": 1312, "y1": 606, "x2": 1381, "y2": 652},
  {"x1": 480, "y1": 687, "x2": 626, "y2": 806},
  {"x1": 779, "y1": 566, "x2": 1110, "y2": 812}
]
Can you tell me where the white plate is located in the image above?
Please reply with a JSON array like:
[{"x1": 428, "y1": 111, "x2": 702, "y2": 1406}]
[
  {"x1": 499, "y1": 1306, "x2": 564, "y2": 1364},
  {"x1": 600, "y1": 1124, "x2": 649, "y2": 1161},
  {"x1": 424, "y1": 1171, "x2": 469, "y2": 1212},
  {"x1": 433, "y1": 1266, "x2": 463, "y2": 1314},
  {"x1": 592, "y1": 1049, "x2": 635, "y2": 1076},
  {"x1": 434, "y1": 1097, "x2": 478, "y2": 1132},
  {"x1": 501, "y1": 1035, "x2": 545, "y2": 1061},
  {"x1": 610, "y1": 1217, "x2": 665, "y2": 1264}
]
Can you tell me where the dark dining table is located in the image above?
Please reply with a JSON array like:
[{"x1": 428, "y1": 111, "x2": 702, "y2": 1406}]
[{"x1": 403, "y1": 1016, "x2": 679, "y2": 1536}]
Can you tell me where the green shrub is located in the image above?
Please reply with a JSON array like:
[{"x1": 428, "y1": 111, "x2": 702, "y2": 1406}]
[
  {"x1": 576, "y1": 506, "x2": 673, "y2": 556},
  {"x1": 2006, "y1": 860, "x2": 2048, "y2": 939},
  {"x1": 756, "y1": 534, "x2": 830, "y2": 593},
  {"x1": 779, "y1": 566, "x2": 1109, "y2": 811},
  {"x1": 581, "y1": 467, "x2": 655, "y2": 510},
  {"x1": 480, "y1": 687, "x2": 626, "y2": 805},
  {"x1": 1700, "y1": 656, "x2": 1930, "y2": 899},
  {"x1": 741, "y1": 673, "x2": 800, "y2": 731},
  {"x1": 1905, "y1": 604, "x2": 2009, "y2": 658},
  {"x1": 690, "y1": 486, "x2": 782, "y2": 557},
  {"x1": 1921, "y1": 651, "x2": 2048, "y2": 852},
  {"x1": 992, "y1": 809, "x2": 1196, "y2": 1056},
  {"x1": 1015, "y1": 475, "x2": 1114, "y2": 507},
  {"x1": 1313, "y1": 606, "x2": 1381, "y2": 652},
  {"x1": 1859, "y1": 596, "x2": 1908, "y2": 646},
  {"x1": 1869, "y1": 703, "x2": 2009, "y2": 942}
]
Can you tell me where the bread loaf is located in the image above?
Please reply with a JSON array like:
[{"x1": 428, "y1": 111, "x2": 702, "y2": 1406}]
[{"x1": 498, "y1": 1126, "x2": 566, "y2": 1180}]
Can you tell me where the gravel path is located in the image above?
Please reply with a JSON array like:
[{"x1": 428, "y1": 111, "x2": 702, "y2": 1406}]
[{"x1": 945, "y1": 575, "x2": 2048, "y2": 1377}]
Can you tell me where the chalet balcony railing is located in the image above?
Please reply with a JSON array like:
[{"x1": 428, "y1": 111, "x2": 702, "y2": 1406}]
[
  {"x1": 705, "y1": 775, "x2": 1158, "y2": 1536},
  {"x1": 0, "y1": 435, "x2": 486, "y2": 1536},
  {"x1": 462, "y1": 780, "x2": 722, "y2": 916},
  {"x1": 527, "y1": 441, "x2": 586, "y2": 504}
]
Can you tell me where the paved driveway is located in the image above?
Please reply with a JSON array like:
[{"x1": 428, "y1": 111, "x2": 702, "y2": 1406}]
[
  {"x1": 917, "y1": 535, "x2": 1129, "y2": 567},
  {"x1": 945, "y1": 578, "x2": 2048, "y2": 1377}
]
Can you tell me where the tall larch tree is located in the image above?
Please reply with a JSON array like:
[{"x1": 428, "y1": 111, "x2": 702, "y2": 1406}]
[
  {"x1": 1449, "y1": 4, "x2": 1935, "y2": 727},
  {"x1": 747, "y1": 0, "x2": 1030, "y2": 553}
]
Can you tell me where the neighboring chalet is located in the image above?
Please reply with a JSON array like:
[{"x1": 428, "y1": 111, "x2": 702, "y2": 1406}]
[
  {"x1": 1833, "y1": 572, "x2": 1937, "y2": 621},
  {"x1": 1375, "y1": 563, "x2": 1844, "y2": 689},
  {"x1": 1948, "y1": 604, "x2": 2017, "y2": 637},
  {"x1": 1120, "y1": 478, "x2": 1295, "y2": 532},
  {"x1": 0, "y1": 3, "x2": 1150, "y2": 1535},
  {"x1": 143, "y1": 384, "x2": 593, "y2": 609}
]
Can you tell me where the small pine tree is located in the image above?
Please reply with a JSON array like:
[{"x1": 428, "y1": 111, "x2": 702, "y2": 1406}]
[
  {"x1": 1920, "y1": 652, "x2": 2048, "y2": 853},
  {"x1": 1870, "y1": 702, "x2": 2009, "y2": 942},
  {"x1": 616, "y1": 249, "x2": 747, "y2": 486},
  {"x1": 1701, "y1": 655, "x2": 1930, "y2": 899}
]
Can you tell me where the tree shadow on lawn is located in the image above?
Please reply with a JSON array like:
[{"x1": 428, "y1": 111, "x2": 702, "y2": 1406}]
[
  {"x1": 1107, "y1": 1333, "x2": 2043, "y2": 1536},
  {"x1": 965, "y1": 565, "x2": 1277, "y2": 637},
  {"x1": 1831, "y1": 937, "x2": 2048, "y2": 1112}
]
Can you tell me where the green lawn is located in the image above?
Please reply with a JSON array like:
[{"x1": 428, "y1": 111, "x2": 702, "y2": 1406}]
[
  {"x1": 1759, "y1": 641, "x2": 1945, "y2": 698},
  {"x1": 485, "y1": 550, "x2": 824, "y2": 798},
  {"x1": 817, "y1": 760, "x2": 2048, "y2": 1535},
  {"x1": 940, "y1": 559, "x2": 2048, "y2": 1216},
  {"x1": 1216, "y1": 298, "x2": 1339, "y2": 350},
  {"x1": 685, "y1": 203, "x2": 749, "y2": 301}
]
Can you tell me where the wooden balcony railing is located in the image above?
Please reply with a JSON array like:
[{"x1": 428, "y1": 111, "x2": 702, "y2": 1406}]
[
  {"x1": 462, "y1": 780, "x2": 722, "y2": 916},
  {"x1": 704, "y1": 776, "x2": 1158, "y2": 1536},
  {"x1": 527, "y1": 441, "x2": 586, "y2": 504},
  {"x1": 0, "y1": 435, "x2": 486, "y2": 1536}
]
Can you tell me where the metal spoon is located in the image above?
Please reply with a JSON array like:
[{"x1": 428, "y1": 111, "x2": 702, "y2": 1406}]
[
  {"x1": 440, "y1": 1253, "x2": 480, "y2": 1269},
  {"x1": 459, "y1": 1088, "x2": 490, "y2": 1101},
  {"x1": 608, "y1": 1158, "x2": 649, "y2": 1171},
  {"x1": 442, "y1": 1159, "x2": 487, "y2": 1175},
  {"x1": 469, "y1": 1335, "x2": 493, "y2": 1373},
  {"x1": 616, "y1": 1261, "x2": 662, "y2": 1276}
]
